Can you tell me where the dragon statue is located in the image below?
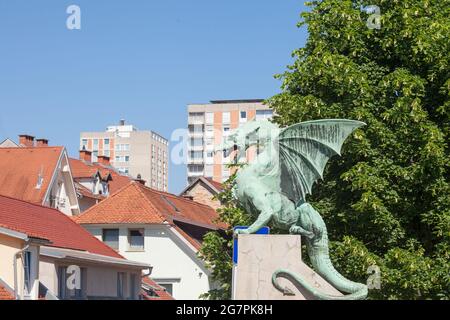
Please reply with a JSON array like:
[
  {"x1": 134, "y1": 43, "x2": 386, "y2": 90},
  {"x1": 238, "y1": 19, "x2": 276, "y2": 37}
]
[{"x1": 216, "y1": 118, "x2": 368, "y2": 300}]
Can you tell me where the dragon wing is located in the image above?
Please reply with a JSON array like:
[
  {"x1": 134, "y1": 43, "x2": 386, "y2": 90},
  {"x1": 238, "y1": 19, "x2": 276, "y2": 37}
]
[{"x1": 277, "y1": 119, "x2": 365, "y2": 204}]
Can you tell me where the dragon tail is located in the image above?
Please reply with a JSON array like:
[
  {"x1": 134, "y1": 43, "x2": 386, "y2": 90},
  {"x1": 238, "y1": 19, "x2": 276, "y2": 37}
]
[{"x1": 272, "y1": 269, "x2": 368, "y2": 300}]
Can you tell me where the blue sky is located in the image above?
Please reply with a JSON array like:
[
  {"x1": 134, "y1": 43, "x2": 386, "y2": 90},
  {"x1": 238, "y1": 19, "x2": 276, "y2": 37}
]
[{"x1": 0, "y1": 0, "x2": 308, "y2": 193}]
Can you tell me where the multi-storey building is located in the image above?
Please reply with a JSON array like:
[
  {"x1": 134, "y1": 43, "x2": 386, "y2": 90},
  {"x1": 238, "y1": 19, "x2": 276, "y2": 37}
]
[
  {"x1": 186, "y1": 99, "x2": 273, "y2": 184},
  {"x1": 80, "y1": 120, "x2": 169, "y2": 192}
]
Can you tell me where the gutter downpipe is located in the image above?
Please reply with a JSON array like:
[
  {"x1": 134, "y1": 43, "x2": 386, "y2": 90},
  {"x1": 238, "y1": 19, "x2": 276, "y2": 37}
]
[{"x1": 13, "y1": 242, "x2": 30, "y2": 300}]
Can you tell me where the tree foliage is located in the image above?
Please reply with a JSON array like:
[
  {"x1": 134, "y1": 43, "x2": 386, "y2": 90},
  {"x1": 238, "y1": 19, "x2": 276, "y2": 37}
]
[{"x1": 200, "y1": 0, "x2": 449, "y2": 300}]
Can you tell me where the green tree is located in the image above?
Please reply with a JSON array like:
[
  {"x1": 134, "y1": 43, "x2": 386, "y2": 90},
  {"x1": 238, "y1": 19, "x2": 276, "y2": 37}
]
[{"x1": 200, "y1": 0, "x2": 449, "y2": 300}]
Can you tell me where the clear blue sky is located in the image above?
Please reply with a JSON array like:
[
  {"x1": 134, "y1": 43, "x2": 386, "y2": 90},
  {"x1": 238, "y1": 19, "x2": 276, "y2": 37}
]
[{"x1": 0, "y1": 0, "x2": 308, "y2": 194}]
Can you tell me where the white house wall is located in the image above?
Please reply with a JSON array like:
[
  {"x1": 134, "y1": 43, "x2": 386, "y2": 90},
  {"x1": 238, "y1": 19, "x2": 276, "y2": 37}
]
[
  {"x1": 84, "y1": 224, "x2": 211, "y2": 300},
  {"x1": 39, "y1": 256, "x2": 142, "y2": 300}
]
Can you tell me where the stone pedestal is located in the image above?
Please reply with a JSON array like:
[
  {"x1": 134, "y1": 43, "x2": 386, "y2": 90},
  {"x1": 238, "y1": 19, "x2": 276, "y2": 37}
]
[{"x1": 233, "y1": 235, "x2": 343, "y2": 300}]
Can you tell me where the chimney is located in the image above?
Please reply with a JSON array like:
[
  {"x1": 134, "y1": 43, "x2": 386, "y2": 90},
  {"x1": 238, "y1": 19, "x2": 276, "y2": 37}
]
[
  {"x1": 79, "y1": 148, "x2": 92, "y2": 162},
  {"x1": 135, "y1": 174, "x2": 146, "y2": 185},
  {"x1": 36, "y1": 139, "x2": 49, "y2": 147},
  {"x1": 97, "y1": 155, "x2": 110, "y2": 166},
  {"x1": 19, "y1": 135, "x2": 35, "y2": 147},
  {"x1": 119, "y1": 119, "x2": 125, "y2": 126}
]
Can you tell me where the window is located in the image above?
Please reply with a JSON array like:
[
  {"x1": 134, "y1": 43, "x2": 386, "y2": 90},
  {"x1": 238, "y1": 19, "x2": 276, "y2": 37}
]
[
  {"x1": 103, "y1": 150, "x2": 110, "y2": 157},
  {"x1": 223, "y1": 112, "x2": 231, "y2": 124},
  {"x1": 223, "y1": 149, "x2": 231, "y2": 159},
  {"x1": 104, "y1": 139, "x2": 110, "y2": 146},
  {"x1": 205, "y1": 139, "x2": 214, "y2": 147},
  {"x1": 115, "y1": 144, "x2": 130, "y2": 151},
  {"x1": 189, "y1": 112, "x2": 204, "y2": 123},
  {"x1": 223, "y1": 126, "x2": 231, "y2": 136},
  {"x1": 58, "y1": 266, "x2": 86, "y2": 300},
  {"x1": 92, "y1": 151, "x2": 98, "y2": 163},
  {"x1": 188, "y1": 164, "x2": 204, "y2": 173},
  {"x1": 205, "y1": 112, "x2": 214, "y2": 124},
  {"x1": 74, "y1": 268, "x2": 87, "y2": 299},
  {"x1": 117, "y1": 272, "x2": 126, "y2": 299},
  {"x1": 103, "y1": 229, "x2": 119, "y2": 250},
  {"x1": 93, "y1": 139, "x2": 99, "y2": 151},
  {"x1": 205, "y1": 165, "x2": 213, "y2": 177},
  {"x1": 205, "y1": 125, "x2": 214, "y2": 138},
  {"x1": 256, "y1": 110, "x2": 274, "y2": 120},
  {"x1": 81, "y1": 139, "x2": 88, "y2": 148},
  {"x1": 190, "y1": 151, "x2": 203, "y2": 159},
  {"x1": 158, "y1": 283, "x2": 173, "y2": 296},
  {"x1": 115, "y1": 155, "x2": 130, "y2": 163},
  {"x1": 128, "y1": 229, "x2": 144, "y2": 251},
  {"x1": 190, "y1": 138, "x2": 203, "y2": 147},
  {"x1": 58, "y1": 266, "x2": 67, "y2": 299},
  {"x1": 223, "y1": 164, "x2": 230, "y2": 177},
  {"x1": 189, "y1": 125, "x2": 203, "y2": 134},
  {"x1": 240, "y1": 111, "x2": 247, "y2": 121},
  {"x1": 23, "y1": 251, "x2": 32, "y2": 295},
  {"x1": 129, "y1": 274, "x2": 137, "y2": 300}
]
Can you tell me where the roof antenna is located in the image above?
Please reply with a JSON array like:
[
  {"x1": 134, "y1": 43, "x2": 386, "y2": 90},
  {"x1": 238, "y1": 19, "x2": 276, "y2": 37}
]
[{"x1": 35, "y1": 166, "x2": 44, "y2": 189}]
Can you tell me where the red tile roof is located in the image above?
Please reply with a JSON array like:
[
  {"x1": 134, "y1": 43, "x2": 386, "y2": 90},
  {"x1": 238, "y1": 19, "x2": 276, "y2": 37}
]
[
  {"x1": 0, "y1": 195, "x2": 122, "y2": 258},
  {"x1": 108, "y1": 171, "x2": 133, "y2": 194},
  {"x1": 0, "y1": 147, "x2": 64, "y2": 204},
  {"x1": 75, "y1": 182, "x2": 225, "y2": 230},
  {"x1": 172, "y1": 224, "x2": 202, "y2": 251},
  {"x1": 69, "y1": 158, "x2": 131, "y2": 194},
  {"x1": 69, "y1": 158, "x2": 111, "y2": 180},
  {"x1": 75, "y1": 182, "x2": 105, "y2": 200},
  {"x1": 0, "y1": 284, "x2": 14, "y2": 300},
  {"x1": 142, "y1": 277, "x2": 174, "y2": 300},
  {"x1": 205, "y1": 178, "x2": 224, "y2": 192}
]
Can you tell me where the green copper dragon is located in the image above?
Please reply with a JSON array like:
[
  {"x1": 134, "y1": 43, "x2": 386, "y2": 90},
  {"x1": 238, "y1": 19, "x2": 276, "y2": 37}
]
[{"x1": 217, "y1": 119, "x2": 368, "y2": 300}]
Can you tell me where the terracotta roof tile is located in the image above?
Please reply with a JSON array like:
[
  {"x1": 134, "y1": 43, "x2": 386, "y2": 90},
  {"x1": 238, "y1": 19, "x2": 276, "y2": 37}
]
[
  {"x1": 172, "y1": 224, "x2": 202, "y2": 251},
  {"x1": 205, "y1": 178, "x2": 224, "y2": 192},
  {"x1": 142, "y1": 277, "x2": 174, "y2": 300},
  {"x1": 75, "y1": 182, "x2": 226, "y2": 230},
  {"x1": 75, "y1": 182, "x2": 105, "y2": 200},
  {"x1": 69, "y1": 158, "x2": 111, "y2": 180},
  {"x1": 69, "y1": 158, "x2": 131, "y2": 194},
  {"x1": 0, "y1": 147, "x2": 64, "y2": 204},
  {"x1": 0, "y1": 195, "x2": 122, "y2": 258},
  {"x1": 0, "y1": 284, "x2": 14, "y2": 300},
  {"x1": 75, "y1": 183, "x2": 166, "y2": 224}
]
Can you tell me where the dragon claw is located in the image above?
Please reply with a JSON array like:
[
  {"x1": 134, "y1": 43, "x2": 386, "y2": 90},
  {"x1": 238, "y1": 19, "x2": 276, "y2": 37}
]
[{"x1": 234, "y1": 229, "x2": 249, "y2": 238}]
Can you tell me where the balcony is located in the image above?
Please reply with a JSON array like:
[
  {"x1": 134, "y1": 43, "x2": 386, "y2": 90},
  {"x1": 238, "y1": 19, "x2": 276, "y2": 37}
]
[
  {"x1": 188, "y1": 113, "x2": 205, "y2": 125},
  {"x1": 188, "y1": 144, "x2": 204, "y2": 151},
  {"x1": 187, "y1": 171, "x2": 204, "y2": 177},
  {"x1": 188, "y1": 131, "x2": 204, "y2": 138},
  {"x1": 187, "y1": 158, "x2": 204, "y2": 165}
]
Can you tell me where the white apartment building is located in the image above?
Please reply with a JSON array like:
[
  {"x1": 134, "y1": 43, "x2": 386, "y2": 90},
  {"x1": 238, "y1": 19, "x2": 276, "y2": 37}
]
[
  {"x1": 186, "y1": 100, "x2": 273, "y2": 184},
  {"x1": 80, "y1": 120, "x2": 169, "y2": 192}
]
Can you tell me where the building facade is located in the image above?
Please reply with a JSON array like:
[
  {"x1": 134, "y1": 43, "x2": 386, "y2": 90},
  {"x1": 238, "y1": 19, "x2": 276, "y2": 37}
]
[
  {"x1": 75, "y1": 181, "x2": 226, "y2": 300},
  {"x1": 0, "y1": 195, "x2": 150, "y2": 300},
  {"x1": 186, "y1": 100, "x2": 273, "y2": 184},
  {"x1": 0, "y1": 142, "x2": 81, "y2": 216},
  {"x1": 80, "y1": 120, "x2": 169, "y2": 192},
  {"x1": 180, "y1": 177, "x2": 223, "y2": 210}
]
